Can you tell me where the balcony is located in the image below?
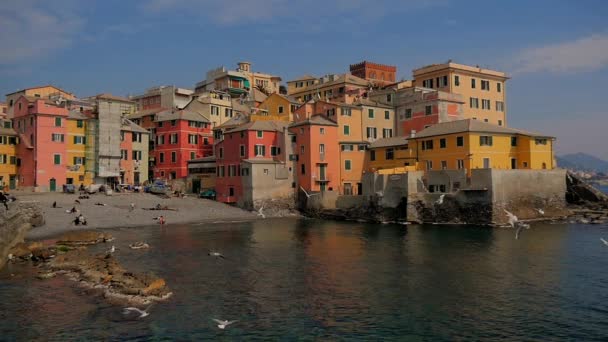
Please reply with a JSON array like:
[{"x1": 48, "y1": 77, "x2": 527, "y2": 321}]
[{"x1": 312, "y1": 173, "x2": 332, "y2": 183}]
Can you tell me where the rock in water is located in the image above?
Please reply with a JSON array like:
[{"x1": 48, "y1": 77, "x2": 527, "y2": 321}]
[{"x1": 55, "y1": 231, "x2": 114, "y2": 246}]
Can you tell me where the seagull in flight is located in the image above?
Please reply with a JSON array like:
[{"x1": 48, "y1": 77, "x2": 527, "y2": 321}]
[
  {"x1": 435, "y1": 194, "x2": 445, "y2": 205},
  {"x1": 300, "y1": 186, "x2": 320, "y2": 199},
  {"x1": 123, "y1": 306, "x2": 152, "y2": 319},
  {"x1": 505, "y1": 209, "x2": 530, "y2": 239},
  {"x1": 601, "y1": 238, "x2": 608, "y2": 246},
  {"x1": 213, "y1": 319, "x2": 237, "y2": 329},
  {"x1": 257, "y1": 205, "x2": 265, "y2": 219},
  {"x1": 208, "y1": 251, "x2": 225, "y2": 259},
  {"x1": 504, "y1": 209, "x2": 518, "y2": 228}
]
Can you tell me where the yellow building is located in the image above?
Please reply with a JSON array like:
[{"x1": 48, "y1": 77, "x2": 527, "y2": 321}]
[
  {"x1": 410, "y1": 119, "x2": 554, "y2": 176},
  {"x1": 66, "y1": 110, "x2": 92, "y2": 186},
  {"x1": 413, "y1": 62, "x2": 508, "y2": 126},
  {"x1": 287, "y1": 73, "x2": 370, "y2": 104},
  {"x1": 0, "y1": 120, "x2": 18, "y2": 190},
  {"x1": 253, "y1": 93, "x2": 299, "y2": 122},
  {"x1": 365, "y1": 136, "x2": 417, "y2": 174}
]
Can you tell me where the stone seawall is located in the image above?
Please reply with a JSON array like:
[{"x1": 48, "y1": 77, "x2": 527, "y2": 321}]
[{"x1": 0, "y1": 201, "x2": 44, "y2": 270}]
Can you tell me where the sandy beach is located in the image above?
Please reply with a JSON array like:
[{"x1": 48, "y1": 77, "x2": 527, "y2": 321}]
[{"x1": 16, "y1": 191, "x2": 258, "y2": 240}]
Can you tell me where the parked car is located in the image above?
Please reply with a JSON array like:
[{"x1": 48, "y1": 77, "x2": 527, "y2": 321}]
[{"x1": 199, "y1": 189, "x2": 216, "y2": 200}]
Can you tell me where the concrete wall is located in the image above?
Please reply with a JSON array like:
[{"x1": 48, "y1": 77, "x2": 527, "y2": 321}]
[
  {"x1": 240, "y1": 162, "x2": 294, "y2": 209},
  {"x1": 0, "y1": 202, "x2": 43, "y2": 270},
  {"x1": 96, "y1": 101, "x2": 123, "y2": 179},
  {"x1": 426, "y1": 170, "x2": 468, "y2": 192}
]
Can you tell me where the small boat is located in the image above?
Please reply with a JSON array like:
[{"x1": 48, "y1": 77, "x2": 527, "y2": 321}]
[{"x1": 149, "y1": 181, "x2": 169, "y2": 195}]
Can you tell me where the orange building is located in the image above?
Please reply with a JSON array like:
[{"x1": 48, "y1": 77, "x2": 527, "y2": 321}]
[
  {"x1": 289, "y1": 115, "x2": 340, "y2": 193},
  {"x1": 5, "y1": 85, "x2": 75, "y2": 117},
  {"x1": 349, "y1": 61, "x2": 397, "y2": 87}
]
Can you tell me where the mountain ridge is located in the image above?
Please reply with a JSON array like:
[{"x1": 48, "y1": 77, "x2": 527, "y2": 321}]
[{"x1": 556, "y1": 152, "x2": 608, "y2": 173}]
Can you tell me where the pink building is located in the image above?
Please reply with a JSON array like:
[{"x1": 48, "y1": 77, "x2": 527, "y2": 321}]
[
  {"x1": 13, "y1": 96, "x2": 69, "y2": 191},
  {"x1": 154, "y1": 109, "x2": 213, "y2": 180},
  {"x1": 289, "y1": 114, "x2": 340, "y2": 193},
  {"x1": 214, "y1": 121, "x2": 290, "y2": 205}
]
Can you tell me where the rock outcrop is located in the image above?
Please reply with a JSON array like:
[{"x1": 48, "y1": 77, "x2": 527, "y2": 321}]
[{"x1": 0, "y1": 201, "x2": 44, "y2": 270}]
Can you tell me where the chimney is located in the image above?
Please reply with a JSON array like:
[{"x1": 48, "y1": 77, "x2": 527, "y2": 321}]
[{"x1": 410, "y1": 130, "x2": 416, "y2": 138}]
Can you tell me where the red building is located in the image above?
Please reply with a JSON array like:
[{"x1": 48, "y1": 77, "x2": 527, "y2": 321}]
[
  {"x1": 214, "y1": 121, "x2": 289, "y2": 204},
  {"x1": 349, "y1": 61, "x2": 397, "y2": 87},
  {"x1": 153, "y1": 109, "x2": 213, "y2": 180}
]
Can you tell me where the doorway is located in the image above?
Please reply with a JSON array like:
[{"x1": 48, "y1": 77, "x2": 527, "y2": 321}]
[
  {"x1": 50, "y1": 178, "x2": 56, "y2": 192},
  {"x1": 511, "y1": 158, "x2": 517, "y2": 169},
  {"x1": 9, "y1": 175, "x2": 16, "y2": 190}
]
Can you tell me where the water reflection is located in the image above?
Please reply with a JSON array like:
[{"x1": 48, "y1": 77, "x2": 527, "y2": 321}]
[{"x1": 1, "y1": 219, "x2": 607, "y2": 340}]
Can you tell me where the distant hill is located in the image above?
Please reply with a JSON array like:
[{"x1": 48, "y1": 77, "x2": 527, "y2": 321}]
[{"x1": 556, "y1": 153, "x2": 608, "y2": 173}]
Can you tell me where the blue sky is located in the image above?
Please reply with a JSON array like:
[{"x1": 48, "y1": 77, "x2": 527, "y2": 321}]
[{"x1": 1, "y1": 0, "x2": 607, "y2": 159}]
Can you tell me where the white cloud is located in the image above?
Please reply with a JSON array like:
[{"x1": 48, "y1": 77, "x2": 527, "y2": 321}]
[
  {"x1": 511, "y1": 33, "x2": 608, "y2": 75},
  {"x1": 0, "y1": 0, "x2": 84, "y2": 65}
]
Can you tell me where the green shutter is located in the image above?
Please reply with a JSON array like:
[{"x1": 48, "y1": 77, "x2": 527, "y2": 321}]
[{"x1": 54, "y1": 154, "x2": 61, "y2": 165}]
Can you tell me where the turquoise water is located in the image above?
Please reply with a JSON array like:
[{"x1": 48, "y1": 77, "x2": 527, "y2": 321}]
[{"x1": 1, "y1": 219, "x2": 608, "y2": 341}]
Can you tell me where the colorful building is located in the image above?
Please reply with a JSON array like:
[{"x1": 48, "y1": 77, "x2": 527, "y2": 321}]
[
  {"x1": 5, "y1": 85, "x2": 75, "y2": 117},
  {"x1": 214, "y1": 121, "x2": 292, "y2": 207},
  {"x1": 254, "y1": 93, "x2": 299, "y2": 122},
  {"x1": 120, "y1": 119, "x2": 150, "y2": 185},
  {"x1": 412, "y1": 62, "x2": 508, "y2": 126},
  {"x1": 365, "y1": 136, "x2": 416, "y2": 174},
  {"x1": 287, "y1": 74, "x2": 370, "y2": 104},
  {"x1": 289, "y1": 115, "x2": 340, "y2": 193},
  {"x1": 410, "y1": 119, "x2": 555, "y2": 176},
  {"x1": 195, "y1": 61, "x2": 281, "y2": 96},
  {"x1": 66, "y1": 110, "x2": 92, "y2": 186},
  {"x1": 13, "y1": 96, "x2": 70, "y2": 191},
  {"x1": 154, "y1": 109, "x2": 213, "y2": 180},
  {"x1": 0, "y1": 119, "x2": 18, "y2": 190},
  {"x1": 393, "y1": 87, "x2": 464, "y2": 136},
  {"x1": 349, "y1": 61, "x2": 397, "y2": 87},
  {"x1": 130, "y1": 85, "x2": 194, "y2": 111},
  {"x1": 184, "y1": 91, "x2": 233, "y2": 129}
]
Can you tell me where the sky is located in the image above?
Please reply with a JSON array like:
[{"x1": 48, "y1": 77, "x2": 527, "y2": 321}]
[{"x1": 1, "y1": 0, "x2": 607, "y2": 159}]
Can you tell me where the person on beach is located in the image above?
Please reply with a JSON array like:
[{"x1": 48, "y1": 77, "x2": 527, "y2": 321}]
[
  {"x1": 69, "y1": 206, "x2": 78, "y2": 214},
  {"x1": 158, "y1": 215, "x2": 165, "y2": 225},
  {"x1": 79, "y1": 183, "x2": 85, "y2": 195},
  {"x1": 0, "y1": 192, "x2": 9, "y2": 210}
]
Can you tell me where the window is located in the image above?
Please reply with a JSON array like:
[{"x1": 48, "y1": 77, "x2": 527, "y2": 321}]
[
  {"x1": 469, "y1": 97, "x2": 479, "y2": 108},
  {"x1": 171, "y1": 151, "x2": 177, "y2": 163},
  {"x1": 54, "y1": 154, "x2": 61, "y2": 165},
  {"x1": 319, "y1": 144, "x2": 325, "y2": 154},
  {"x1": 481, "y1": 80, "x2": 490, "y2": 91},
  {"x1": 425, "y1": 105, "x2": 432, "y2": 115},
  {"x1": 341, "y1": 108, "x2": 352, "y2": 116},
  {"x1": 484, "y1": 119, "x2": 488, "y2": 122},
  {"x1": 482, "y1": 99, "x2": 491, "y2": 110},
  {"x1": 257, "y1": 131, "x2": 263, "y2": 138},
  {"x1": 170, "y1": 133, "x2": 178, "y2": 144},
  {"x1": 73, "y1": 136, "x2": 86, "y2": 144},
  {"x1": 405, "y1": 108, "x2": 412, "y2": 119},
  {"x1": 479, "y1": 136, "x2": 493, "y2": 146},
  {"x1": 441, "y1": 160, "x2": 447, "y2": 169},
  {"x1": 121, "y1": 150, "x2": 128, "y2": 160},
  {"x1": 158, "y1": 121, "x2": 163, "y2": 127},
  {"x1": 133, "y1": 150, "x2": 142, "y2": 161},
  {"x1": 159, "y1": 152, "x2": 165, "y2": 163},
  {"x1": 535, "y1": 138, "x2": 548, "y2": 145},
  {"x1": 171, "y1": 120, "x2": 176, "y2": 126},
  {"x1": 385, "y1": 148, "x2": 394, "y2": 160},
  {"x1": 386, "y1": 94, "x2": 392, "y2": 102},
  {"x1": 271, "y1": 146, "x2": 281, "y2": 156},
  {"x1": 301, "y1": 163, "x2": 306, "y2": 175},
  {"x1": 157, "y1": 135, "x2": 165, "y2": 145},
  {"x1": 344, "y1": 183, "x2": 353, "y2": 195},
  {"x1": 225, "y1": 108, "x2": 232, "y2": 117},
  {"x1": 120, "y1": 131, "x2": 126, "y2": 141},
  {"x1": 382, "y1": 128, "x2": 393, "y2": 138},
  {"x1": 426, "y1": 160, "x2": 433, "y2": 170},
  {"x1": 320, "y1": 128, "x2": 325, "y2": 135},
  {"x1": 422, "y1": 79, "x2": 434, "y2": 88},
  {"x1": 300, "y1": 146, "x2": 305, "y2": 154},
  {"x1": 523, "y1": 161, "x2": 528, "y2": 168},
  {"x1": 343, "y1": 125, "x2": 350, "y2": 136},
  {"x1": 440, "y1": 138, "x2": 446, "y2": 148},
  {"x1": 76, "y1": 120, "x2": 83, "y2": 128},
  {"x1": 241, "y1": 167, "x2": 250, "y2": 176},
  {"x1": 384, "y1": 111, "x2": 390, "y2": 120},
  {"x1": 457, "y1": 159, "x2": 464, "y2": 170},
  {"x1": 218, "y1": 147, "x2": 223, "y2": 159},
  {"x1": 368, "y1": 109, "x2": 374, "y2": 118},
  {"x1": 211, "y1": 106, "x2": 219, "y2": 115},
  {"x1": 456, "y1": 136, "x2": 464, "y2": 147},
  {"x1": 437, "y1": 75, "x2": 448, "y2": 87},
  {"x1": 341, "y1": 144, "x2": 354, "y2": 152},
  {"x1": 455, "y1": 75, "x2": 460, "y2": 86},
  {"x1": 55, "y1": 117, "x2": 62, "y2": 127},
  {"x1": 344, "y1": 160, "x2": 352, "y2": 170},
  {"x1": 229, "y1": 165, "x2": 237, "y2": 177},
  {"x1": 132, "y1": 133, "x2": 142, "y2": 142},
  {"x1": 240, "y1": 145, "x2": 245, "y2": 157},
  {"x1": 370, "y1": 150, "x2": 376, "y2": 161},
  {"x1": 471, "y1": 78, "x2": 476, "y2": 88},
  {"x1": 188, "y1": 134, "x2": 198, "y2": 144},
  {"x1": 422, "y1": 140, "x2": 434, "y2": 150},
  {"x1": 498, "y1": 120, "x2": 503, "y2": 126},
  {"x1": 366, "y1": 127, "x2": 377, "y2": 139},
  {"x1": 497, "y1": 83, "x2": 502, "y2": 92},
  {"x1": 278, "y1": 106, "x2": 284, "y2": 114},
  {"x1": 255, "y1": 145, "x2": 266, "y2": 156},
  {"x1": 483, "y1": 158, "x2": 490, "y2": 169},
  {"x1": 496, "y1": 101, "x2": 505, "y2": 112},
  {"x1": 51, "y1": 133, "x2": 65, "y2": 142},
  {"x1": 73, "y1": 157, "x2": 85, "y2": 165}
]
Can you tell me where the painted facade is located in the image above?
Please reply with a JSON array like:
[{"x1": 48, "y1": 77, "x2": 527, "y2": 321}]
[
  {"x1": 289, "y1": 115, "x2": 340, "y2": 193},
  {"x1": 349, "y1": 61, "x2": 397, "y2": 87},
  {"x1": 131, "y1": 85, "x2": 194, "y2": 111},
  {"x1": 66, "y1": 111, "x2": 91, "y2": 186},
  {"x1": 0, "y1": 119, "x2": 18, "y2": 190},
  {"x1": 254, "y1": 93, "x2": 299, "y2": 122},
  {"x1": 154, "y1": 109, "x2": 213, "y2": 180},
  {"x1": 287, "y1": 74, "x2": 370, "y2": 104},
  {"x1": 185, "y1": 91, "x2": 233, "y2": 129},
  {"x1": 5, "y1": 85, "x2": 75, "y2": 117},
  {"x1": 195, "y1": 62, "x2": 281, "y2": 96},
  {"x1": 365, "y1": 136, "x2": 416, "y2": 174},
  {"x1": 412, "y1": 62, "x2": 508, "y2": 126}
]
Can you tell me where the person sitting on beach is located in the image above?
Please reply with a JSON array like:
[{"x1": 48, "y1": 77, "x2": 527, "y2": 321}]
[
  {"x1": 79, "y1": 183, "x2": 85, "y2": 195},
  {"x1": 69, "y1": 206, "x2": 78, "y2": 214},
  {"x1": 52, "y1": 201, "x2": 57, "y2": 208},
  {"x1": 77, "y1": 214, "x2": 87, "y2": 226},
  {"x1": 155, "y1": 203, "x2": 162, "y2": 210},
  {"x1": 0, "y1": 192, "x2": 9, "y2": 210}
]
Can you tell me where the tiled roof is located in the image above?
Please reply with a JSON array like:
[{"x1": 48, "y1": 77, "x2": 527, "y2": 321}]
[
  {"x1": 289, "y1": 114, "x2": 338, "y2": 127},
  {"x1": 368, "y1": 136, "x2": 409, "y2": 149},
  {"x1": 129, "y1": 107, "x2": 168, "y2": 119},
  {"x1": 228, "y1": 120, "x2": 289, "y2": 133},
  {"x1": 93, "y1": 93, "x2": 135, "y2": 103},
  {"x1": 156, "y1": 109, "x2": 210, "y2": 123},
  {"x1": 0, "y1": 127, "x2": 17, "y2": 136},
  {"x1": 68, "y1": 110, "x2": 89, "y2": 120},
  {"x1": 353, "y1": 97, "x2": 394, "y2": 109},
  {"x1": 6, "y1": 85, "x2": 75, "y2": 97},
  {"x1": 290, "y1": 74, "x2": 369, "y2": 95},
  {"x1": 251, "y1": 88, "x2": 268, "y2": 103},
  {"x1": 288, "y1": 74, "x2": 317, "y2": 82},
  {"x1": 413, "y1": 119, "x2": 553, "y2": 139},
  {"x1": 121, "y1": 118, "x2": 149, "y2": 133}
]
